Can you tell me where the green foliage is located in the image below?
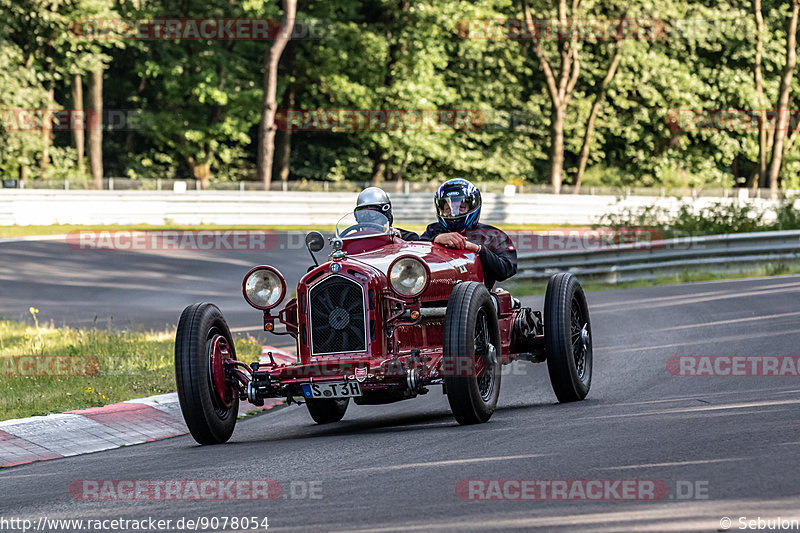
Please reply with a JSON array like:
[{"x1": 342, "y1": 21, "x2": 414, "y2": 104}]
[
  {"x1": 2, "y1": 0, "x2": 800, "y2": 188},
  {"x1": 0, "y1": 38, "x2": 49, "y2": 179},
  {"x1": 774, "y1": 195, "x2": 800, "y2": 229},
  {"x1": 599, "y1": 198, "x2": 800, "y2": 236},
  {"x1": 668, "y1": 202, "x2": 767, "y2": 235}
]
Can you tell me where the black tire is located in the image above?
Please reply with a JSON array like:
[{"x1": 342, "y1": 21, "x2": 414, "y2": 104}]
[
  {"x1": 443, "y1": 281, "x2": 502, "y2": 425},
  {"x1": 306, "y1": 398, "x2": 349, "y2": 424},
  {"x1": 544, "y1": 273, "x2": 592, "y2": 402},
  {"x1": 175, "y1": 303, "x2": 239, "y2": 444}
]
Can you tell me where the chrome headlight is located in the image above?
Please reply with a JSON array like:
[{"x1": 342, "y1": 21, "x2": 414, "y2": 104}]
[
  {"x1": 243, "y1": 266, "x2": 286, "y2": 310},
  {"x1": 389, "y1": 257, "x2": 428, "y2": 297}
]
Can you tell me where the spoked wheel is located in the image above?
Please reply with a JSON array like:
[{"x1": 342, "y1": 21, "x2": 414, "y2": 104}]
[
  {"x1": 443, "y1": 282, "x2": 502, "y2": 425},
  {"x1": 306, "y1": 398, "x2": 349, "y2": 424},
  {"x1": 175, "y1": 303, "x2": 239, "y2": 444},
  {"x1": 544, "y1": 273, "x2": 592, "y2": 402},
  {"x1": 474, "y1": 308, "x2": 497, "y2": 403}
]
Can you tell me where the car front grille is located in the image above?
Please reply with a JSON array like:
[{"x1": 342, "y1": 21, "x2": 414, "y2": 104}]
[{"x1": 309, "y1": 275, "x2": 367, "y2": 355}]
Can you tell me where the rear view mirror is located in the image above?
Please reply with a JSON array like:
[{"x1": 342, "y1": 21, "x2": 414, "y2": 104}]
[{"x1": 305, "y1": 231, "x2": 325, "y2": 253}]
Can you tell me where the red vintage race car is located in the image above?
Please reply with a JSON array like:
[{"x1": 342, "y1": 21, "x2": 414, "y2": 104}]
[{"x1": 174, "y1": 212, "x2": 592, "y2": 445}]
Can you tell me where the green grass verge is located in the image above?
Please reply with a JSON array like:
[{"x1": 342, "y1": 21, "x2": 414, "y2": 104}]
[
  {"x1": 504, "y1": 263, "x2": 800, "y2": 297},
  {"x1": 0, "y1": 223, "x2": 581, "y2": 238},
  {"x1": 0, "y1": 313, "x2": 261, "y2": 421}
]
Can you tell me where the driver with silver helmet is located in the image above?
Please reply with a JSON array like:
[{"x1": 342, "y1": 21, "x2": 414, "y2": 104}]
[
  {"x1": 355, "y1": 187, "x2": 420, "y2": 241},
  {"x1": 421, "y1": 178, "x2": 517, "y2": 288}
]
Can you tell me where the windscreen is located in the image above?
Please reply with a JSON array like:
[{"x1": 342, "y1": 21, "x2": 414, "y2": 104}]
[{"x1": 335, "y1": 211, "x2": 391, "y2": 240}]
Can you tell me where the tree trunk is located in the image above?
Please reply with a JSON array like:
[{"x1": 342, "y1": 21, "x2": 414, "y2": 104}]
[
  {"x1": 392, "y1": 166, "x2": 404, "y2": 192},
  {"x1": 89, "y1": 69, "x2": 104, "y2": 189},
  {"x1": 39, "y1": 85, "x2": 54, "y2": 172},
  {"x1": 783, "y1": 113, "x2": 800, "y2": 154},
  {"x1": 370, "y1": 154, "x2": 386, "y2": 185},
  {"x1": 273, "y1": 84, "x2": 295, "y2": 183},
  {"x1": 574, "y1": 47, "x2": 622, "y2": 194},
  {"x1": 522, "y1": 0, "x2": 580, "y2": 195},
  {"x1": 764, "y1": 126, "x2": 776, "y2": 188},
  {"x1": 367, "y1": 1, "x2": 409, "y2": 192},
  {"x1": 767, "y1": 0, "x2": 800, "y2": 198},
  {"x1": 384, "y1": 166, "x2": 404, "y2": 192},
  {"x1": 273, "y1": 127, "x2": 292, "y2": 184},
  {"x1": 752, "y1": 0, "x2": 768, "y2": 189},
  {"x1": 124, "y1": 75, "x2": 147, "y2": 156},
  {"x1": 72, "y1": 73, "x2": 85, "y2": 172},
  {"x1": 257, "y1": 0, "x2": 297, "y2": 191},
  {"x1": 188, "y1": 155, "x2": 213, "y2": 190},
  {"x1": 550, "y1": 104, "x2": 566, "y2": 194}
]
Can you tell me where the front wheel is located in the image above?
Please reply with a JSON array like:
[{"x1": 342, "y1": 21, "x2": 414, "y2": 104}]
[
  {"x1": 306, "y1": 398, "x2": 349, "y2": 424},
  {"x1": 443, "y1": 282, "x2": 502, "y2": 425},
  {"x1": 544, "y1": 273, "x2": 592, "y2": 402},
  {"x1": 175, "y1": 303, "x2": 239, "y2": 444}
]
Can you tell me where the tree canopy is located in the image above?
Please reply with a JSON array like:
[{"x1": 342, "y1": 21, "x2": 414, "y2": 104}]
[{"x1": 2, "y1": 0, "x2": 800, "y2": 191}]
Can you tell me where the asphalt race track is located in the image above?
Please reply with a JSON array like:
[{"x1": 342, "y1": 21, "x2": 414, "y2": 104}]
[
  {"x1": 0, "y1": 235, "x2": 313, "y2": 343},
  {"x1": 1, "y1": 244, "x2": 800, "y2": 531}
]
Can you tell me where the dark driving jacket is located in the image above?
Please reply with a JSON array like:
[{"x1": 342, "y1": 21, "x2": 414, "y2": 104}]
[{"x1": 420, "y1": 223, "x2": 517, "y2": 288}]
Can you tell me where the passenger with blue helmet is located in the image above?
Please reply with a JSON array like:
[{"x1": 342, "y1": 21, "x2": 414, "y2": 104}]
[{"x1": 421, "y1": 179, "x2": 518, "y2": 288}]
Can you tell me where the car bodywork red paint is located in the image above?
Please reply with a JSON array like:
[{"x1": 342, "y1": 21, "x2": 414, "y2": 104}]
[{"x1": 229, "y1": 232, "x2": 544, "y2": 405}]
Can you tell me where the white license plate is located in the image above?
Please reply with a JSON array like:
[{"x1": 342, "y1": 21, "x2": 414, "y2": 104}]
[{"x1": 301, "y1": 381, "x2": 362, "y2": 399}]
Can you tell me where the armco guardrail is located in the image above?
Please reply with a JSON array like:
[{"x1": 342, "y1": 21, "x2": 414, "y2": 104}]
[{"x1": 516, "y1": 230, "x2": 800, "y2": 283}]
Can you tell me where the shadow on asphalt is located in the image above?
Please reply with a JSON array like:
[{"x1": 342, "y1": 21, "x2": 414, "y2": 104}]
[{"x1": 221, "y1": 398, "x2": 572, "y2": 445}]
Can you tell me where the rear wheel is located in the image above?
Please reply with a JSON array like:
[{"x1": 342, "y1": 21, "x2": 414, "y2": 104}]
[
  {"x1": 175, "y1": 303, "x2": 239, "y2": 444},
  {"x1": 306, "y1": 398, "x2": 349, "y2": 424},
  {"x1": 443, "y1": 282, "x2": 502, "y2": 425},
  {"x1": 544, "y1": 273, "x2": 592, "y2": 402}
]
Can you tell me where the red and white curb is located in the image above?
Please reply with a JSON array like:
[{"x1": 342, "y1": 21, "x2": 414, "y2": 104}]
[{"x1": 0, "y1": 392, "x2": 282, "y2": 468}]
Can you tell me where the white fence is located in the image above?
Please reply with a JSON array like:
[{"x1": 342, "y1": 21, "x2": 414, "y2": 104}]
[
  {"x1": 0, "y1": 190, "x2": 787, "y2": 226},
  {"x1": 5, "y1": 177, "x2": 798, "y2": 199}
]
